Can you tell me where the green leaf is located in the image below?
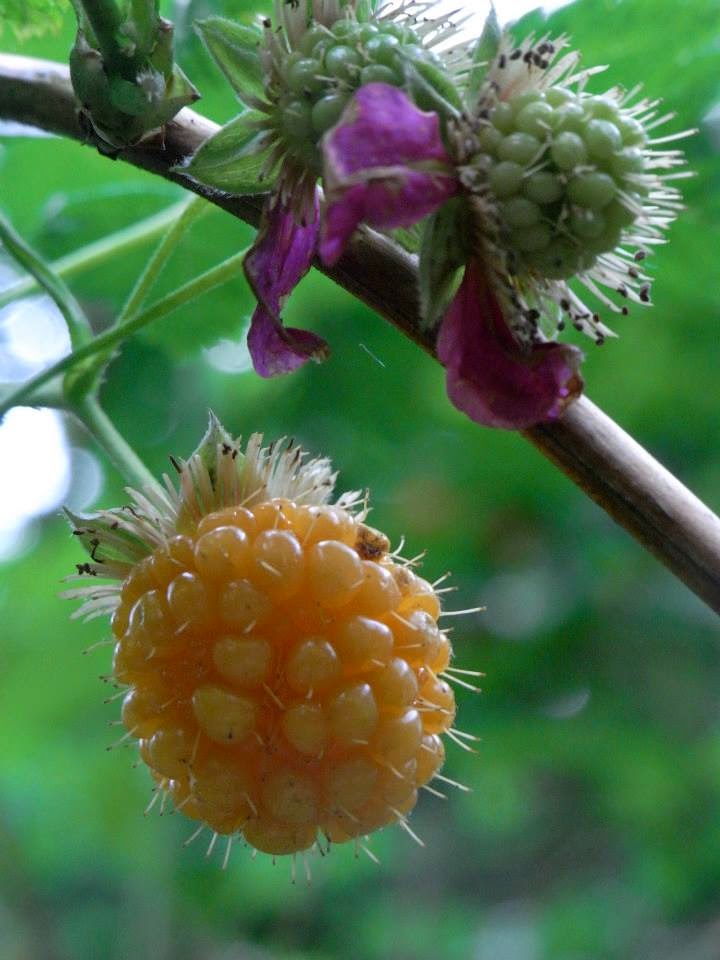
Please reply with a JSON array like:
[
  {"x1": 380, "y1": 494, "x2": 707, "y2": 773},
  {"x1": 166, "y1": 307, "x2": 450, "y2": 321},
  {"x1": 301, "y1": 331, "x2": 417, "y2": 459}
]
[
  {"x1": 0, "y1": 0, "x2": 64, "y2": 37},
  {"x1": 182, "y1": 112, "x2": 276, "y2": 194},
  {"x1": 468, "y1": 5, "x2": 501, "y2": 100},
  {"x1": 195, "y1": 16, "x2": 266, "y2": 108},
  {"x1": 418, "y1": 198, "x2": 470, "y2": 331}
]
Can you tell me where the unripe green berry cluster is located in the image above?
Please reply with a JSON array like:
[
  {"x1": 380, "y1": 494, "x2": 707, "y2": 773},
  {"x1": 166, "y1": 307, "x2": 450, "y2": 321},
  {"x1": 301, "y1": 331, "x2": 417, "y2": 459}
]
[
  {"x1": 478, "y1": 87, "x2": 648, "y2": 279},
  {"x1": 275, "y1": 19, "x2": 451, "y2": 167}
]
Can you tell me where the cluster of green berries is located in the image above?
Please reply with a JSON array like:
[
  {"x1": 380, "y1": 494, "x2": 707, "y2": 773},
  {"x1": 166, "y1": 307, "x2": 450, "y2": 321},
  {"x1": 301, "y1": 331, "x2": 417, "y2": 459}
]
[
  {"x1": 478, "y1": 88, "x2": 649, "y2": 279},
  {"x1": 275, "y1": 18, "x2": 453, "y2": 167}
]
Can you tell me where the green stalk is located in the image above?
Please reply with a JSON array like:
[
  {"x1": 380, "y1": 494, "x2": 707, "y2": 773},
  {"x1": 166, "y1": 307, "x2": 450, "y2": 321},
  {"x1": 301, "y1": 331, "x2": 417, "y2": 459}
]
[
  {"x1": 0, "y1": 208, "x2": 93, "y2": 350},
  {"x1": 117, "y1": 195, "x2": 209, "y2": 324},
  {"x1": 0, "y1": 247, "x2": 249, "y2": 419},
  {"x1": 0, "y1": 200, "x2": 192, "y2": 311},
  {"x1": 75, "y1": 0, "x2": 131, "y2": 76},
  {"x1": 75, "y1": 395, "x2": 159, "y2": 491},
  {"x1": 118, "y1": 247, "x2": 247, "y2": 331}
]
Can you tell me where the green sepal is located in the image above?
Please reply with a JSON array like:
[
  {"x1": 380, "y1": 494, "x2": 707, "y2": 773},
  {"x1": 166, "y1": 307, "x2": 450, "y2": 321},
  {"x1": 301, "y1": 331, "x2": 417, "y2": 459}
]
[
  {"x1": 195, "y1": 16, "x2": 265, "y2": 108},
  {"x1": 418, "y1": 197, "x2": 471, "y2": 332},
  {"x1": 109, "y1": 75, "x2": 151, "y2": 116},
  {"x1": 354, "y1": 0, "x2": 372, "y2": 22},
  {"x1": 182, "y1": 111, "x2": 276, "y2": 194},
  {"x1": 468, "y1": 5, "x2": 501, "y2": 100},
  {"x1": 194, "y1": 411, "x2": 239, "y2": 483},
  {"x1": 69, "y1": 5, "x2": 200, "y2": 150},
  {"x1": 400, "y1": 57, "x2": 462, "y2": 122}
]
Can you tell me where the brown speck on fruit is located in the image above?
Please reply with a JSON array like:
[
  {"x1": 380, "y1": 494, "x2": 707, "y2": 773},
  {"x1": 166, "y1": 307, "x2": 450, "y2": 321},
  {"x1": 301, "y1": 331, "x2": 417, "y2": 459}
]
[{"x1": 354, "y1": 524, "x2": 390, "y2": 560}]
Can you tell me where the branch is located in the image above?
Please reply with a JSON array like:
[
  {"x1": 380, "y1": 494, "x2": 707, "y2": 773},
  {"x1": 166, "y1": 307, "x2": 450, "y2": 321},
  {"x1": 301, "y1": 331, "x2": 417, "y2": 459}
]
[{"x1": 2, "y1": 54, "x2": 720, "y2": 614}]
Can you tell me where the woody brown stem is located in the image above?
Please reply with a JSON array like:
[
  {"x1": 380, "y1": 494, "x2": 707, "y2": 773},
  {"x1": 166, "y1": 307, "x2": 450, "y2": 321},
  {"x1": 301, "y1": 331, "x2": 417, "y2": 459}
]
[{"x1": 2, "y1": 54, "x2": 720, "y2": 613}]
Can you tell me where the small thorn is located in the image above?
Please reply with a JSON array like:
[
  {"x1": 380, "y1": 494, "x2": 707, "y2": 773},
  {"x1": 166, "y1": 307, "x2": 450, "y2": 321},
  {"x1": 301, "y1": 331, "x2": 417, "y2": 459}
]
[
  {"x1": 434, "y1": 772, "x2": 472, "y2": 793},
  {"x1": 439, "y1": 606, "x2": 486, "y2": 618},
  {"x1": 221, "y1": 836, "x2": 233, "y2": 871},
  {"x1": 183, "y1": 823, "x2": 205, "y2": 848},
  {"x1": 392, "y1": 812, "x2": 425, "y2": 848},
  {"x1": 206, "y1": 831, "x2": 219, "y2": 858}
]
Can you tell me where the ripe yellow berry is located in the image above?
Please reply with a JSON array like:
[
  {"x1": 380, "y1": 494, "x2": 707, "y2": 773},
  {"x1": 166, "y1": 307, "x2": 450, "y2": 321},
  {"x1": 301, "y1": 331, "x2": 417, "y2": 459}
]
[{"x1": 66, "y1": 420, "x2": 470, "y2": 861}]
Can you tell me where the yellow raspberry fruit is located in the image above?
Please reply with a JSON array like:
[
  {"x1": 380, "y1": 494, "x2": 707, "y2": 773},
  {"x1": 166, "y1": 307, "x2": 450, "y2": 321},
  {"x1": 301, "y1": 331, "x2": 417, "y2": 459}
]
[{"x1": 66, "y1": 417, "x2": 466, "y2": 860}]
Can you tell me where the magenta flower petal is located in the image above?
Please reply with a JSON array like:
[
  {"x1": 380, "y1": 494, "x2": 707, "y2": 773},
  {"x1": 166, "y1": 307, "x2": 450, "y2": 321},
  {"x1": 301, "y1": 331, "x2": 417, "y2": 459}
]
[
  {"x1": 244, "y1": 193, "x2": 328, "y2": 377},
  {"x1": 320, "y1": 83, "x2": 458, "y2": 264},
  {"x1": 247, "y1": 306, "x2": 329, "y2": 377},
  {"x1": 437, "y1": 261, "x2": 584, "y2": 429}
]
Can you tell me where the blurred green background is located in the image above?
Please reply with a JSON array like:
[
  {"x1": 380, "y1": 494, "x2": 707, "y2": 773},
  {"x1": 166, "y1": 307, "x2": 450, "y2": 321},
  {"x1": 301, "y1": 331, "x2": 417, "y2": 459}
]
[{"x1": 1, "y1": 1, "x2": 720, "y2": 957}]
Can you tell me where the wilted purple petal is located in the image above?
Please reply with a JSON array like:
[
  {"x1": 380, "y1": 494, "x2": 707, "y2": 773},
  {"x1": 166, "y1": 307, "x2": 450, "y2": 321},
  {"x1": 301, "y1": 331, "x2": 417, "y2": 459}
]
[
  {"x1": 244, "y1": 193, "x2": 328, "y2": 376},
  {"x1": 248, "y1": 306, "x2": 329, "y2": 377},
  {"x1": 437, "y1": 260, "x2": 584, "y2": 429},
  {"x1": 320, "y1": 83, "x2": 458, "y2": 264}
]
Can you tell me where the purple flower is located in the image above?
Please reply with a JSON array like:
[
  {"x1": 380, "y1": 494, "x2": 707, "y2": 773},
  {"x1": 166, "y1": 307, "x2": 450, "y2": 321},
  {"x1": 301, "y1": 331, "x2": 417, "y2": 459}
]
[
  {"x1": 319, "y1": 83, "x2": 458, "y2": 264},
  {"x1": 243, "y1": 194, "x2": 329, "y2": 377},
  {"x1": 436, "y1": 260, "x2": 584, "y2": 430},
  {"x1": 243, "y1": 81, "x2": 584, "y2": 428},
  {"x1": 242, "y1": 81, "x2": 456, "y2": 380}
]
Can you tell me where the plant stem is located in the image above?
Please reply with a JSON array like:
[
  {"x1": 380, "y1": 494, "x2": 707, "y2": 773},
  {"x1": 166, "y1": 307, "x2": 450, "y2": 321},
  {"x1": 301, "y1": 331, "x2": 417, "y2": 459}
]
[
  {"x1": 0, "y1": 200, "x2": 192, "y2": 311},
  {"x1": 75, "y1": 0, "x2": 129, "y2": 76},
  {"x1": 3, "y1": 56, "x2": 720, "y2": 614},
  {"x1": 0, "y1": 248, "x2": 249, "y2": 419},
  {"x1": 118, "y1": 195, "x2": 209, "y2": 324},
  {"x1": 75, "y1": 395, "x2": 158, "y2": 491},
  {"x1": 0, "y1": 208, "x2": 93, "y2": 350}
]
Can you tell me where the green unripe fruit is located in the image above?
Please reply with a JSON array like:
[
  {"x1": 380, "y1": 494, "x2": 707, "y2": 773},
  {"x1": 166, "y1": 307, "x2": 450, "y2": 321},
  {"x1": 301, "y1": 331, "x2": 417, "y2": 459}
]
[
  {"x1": 491, "y1": 102, "x2": 515, "y2": 133},
  {"x1": 604, "y1": 200, "x2": 637, "y2": 230},
  {"x1": 489, "y1": 161, "x2": 524, "y2": 198},
  {"x1": 331, "y1": 19, "x2": 354, "y2": 38},
  {"x1": 553, "y1": 102, "x2": 585, "y2": 133},
  {"x1": 499, "y1": 132, "x2": 541, "y2": 165},
  {"x1": 311, "y1": 94, "x2": 349, "y2": 135},
  {"x1": 568, "y1": 172, "x2": 617, "y2": 209},
  {"x1": 569, "y1": 208, "x2": 606, "y2": 239},
  {"x1": 610, "y1": 148, "x2": 645, "y2": 178},
  {"x1": 584, "y1": 223, "x2": 623, "y2": 254},
  {"x1": 287, "y1": 58, "x2": 324, "y2": 95},
  {"x1": 269, "y1": 14, "x2": 467, "y2": 201},
  {"x1": 546, "y1": 87, "x2": 573, "y2": 107},
  {"x1": 515, "y1": 101, "x2": 554, "y2": 137},
  {"x1": 588, "y1": 97, "x2": 620, "y2": 122},
  {"x1": 360, "y1": 64, "x2": 401, "y2": 86},
  {"x1": 282, "y1": 99, "x2": 314, "y2": 140},
  {"x1": 364, "y1": 34, "x2": 401, "y2": 66},
  {"x1": 528, "y1": 240, "x2": 584, "y2": 279},
  {"x1": 512, "y1": 222, "x2": 551, "y2": 252},
  {"x1": 477, "y1": 81, "x2": 656, "y2": 279},
  {"x1": 524, "y1": 171, "x2": 563, "y2": 204},
  {"x1": 502, "y1": 197, "x2": 541, "y2": 228},
  {"x1": 385, "y1": 24, "x2": 417, "y2": 43},
  {"x1": 585, "y1": 119, "x2": 623, "y2": 160},
  {"x1": 617, "y1": 116, "x2": 646, "y2": 147},
  {"x1": 359, "y1": 23, "x2": 379, "y2": 42},
  {"x1": 510, "y1": 91, "x2": 543, "y2": 115},
  {"x1": 324, "y1": 45, "x2": 362, "y2": 79},
  {"x1": 478, "y1": 125, "x2": 503, "y2": 154},
  {"x1": 299, "y1": 26, "x2": 330, "y2": 55},
  {"x1": 550, "y1": 131, "x2": 587, "y2": 170}
]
